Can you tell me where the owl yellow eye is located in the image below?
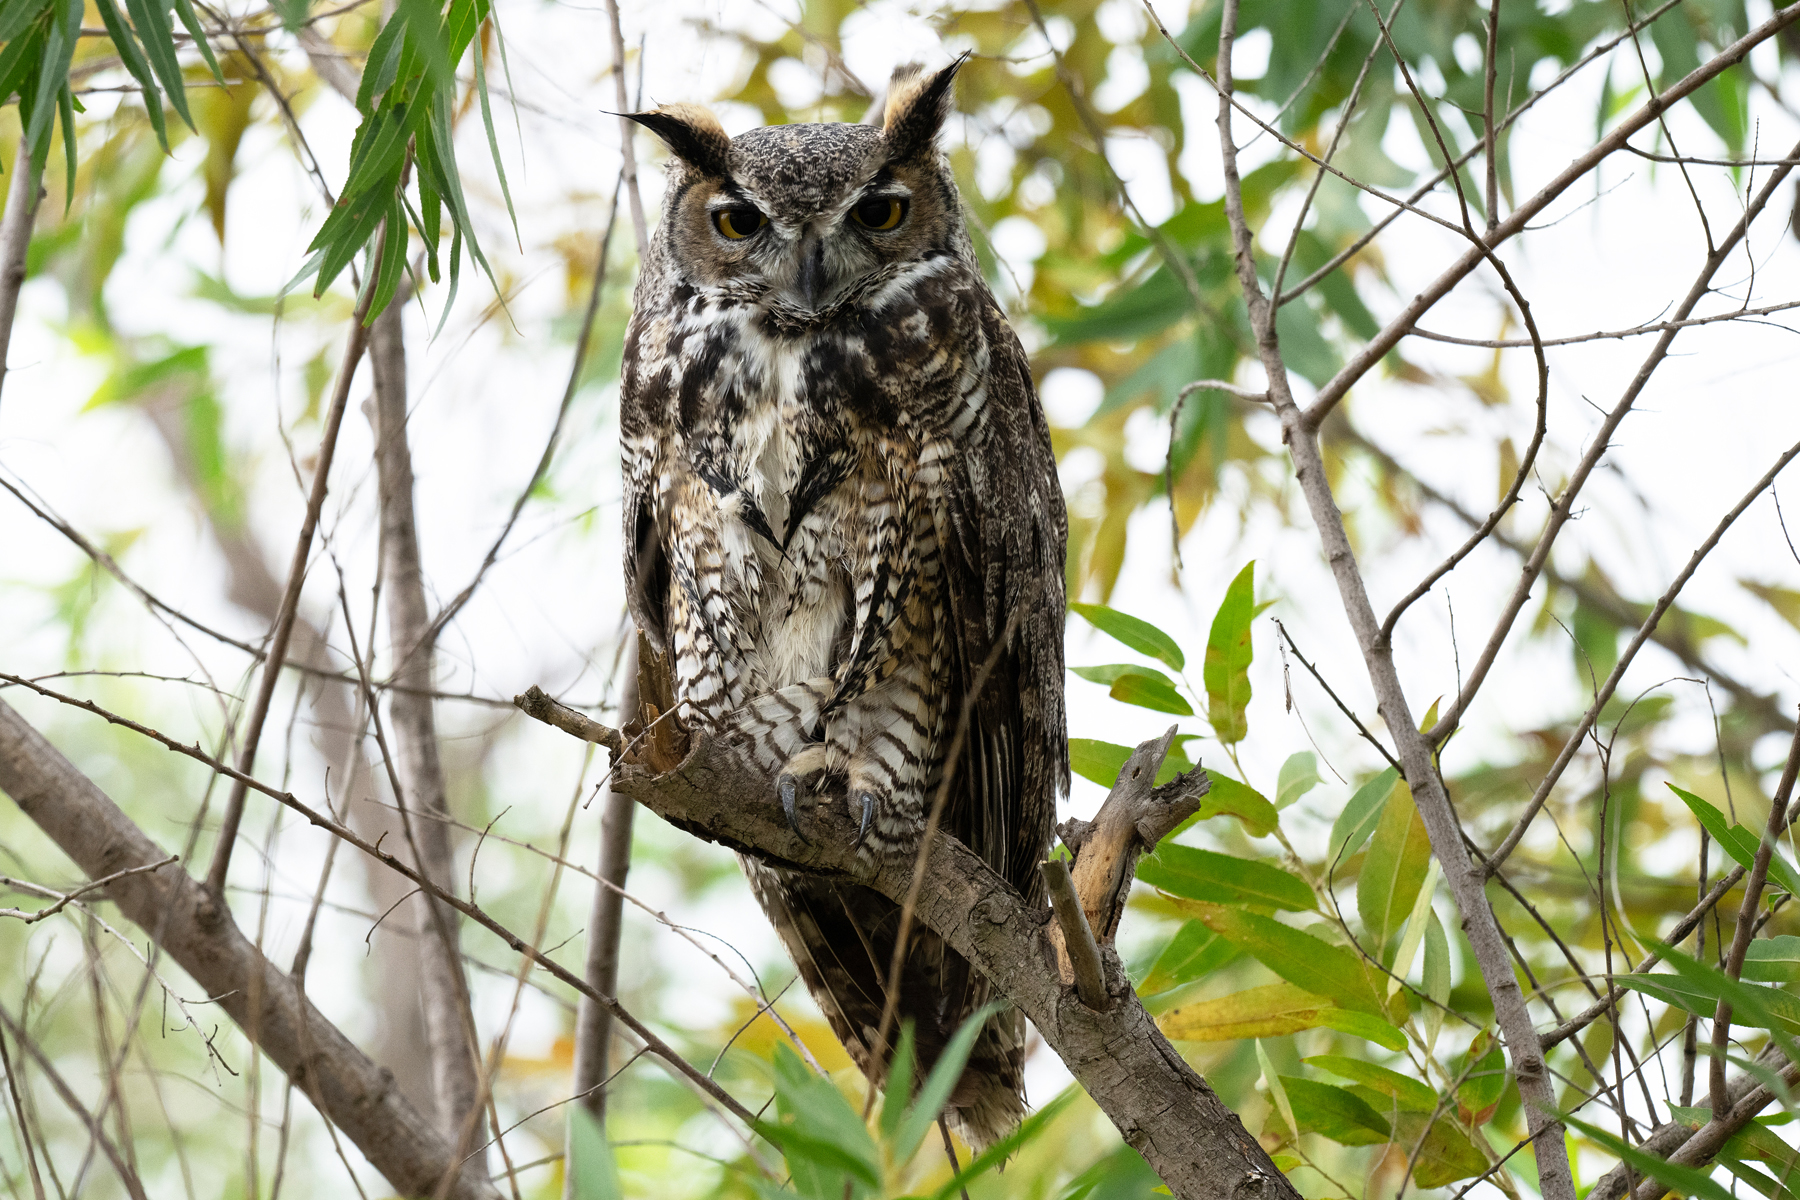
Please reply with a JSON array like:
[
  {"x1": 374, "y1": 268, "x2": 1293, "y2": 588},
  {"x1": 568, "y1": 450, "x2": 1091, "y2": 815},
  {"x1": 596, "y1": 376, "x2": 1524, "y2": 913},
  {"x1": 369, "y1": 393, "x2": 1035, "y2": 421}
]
[
  {"x1": 851, "y1": 196, "x2": 907, "y2": 231},
  {"x1": 713, "y1": 206, "x2": 767, "y2": 240}
]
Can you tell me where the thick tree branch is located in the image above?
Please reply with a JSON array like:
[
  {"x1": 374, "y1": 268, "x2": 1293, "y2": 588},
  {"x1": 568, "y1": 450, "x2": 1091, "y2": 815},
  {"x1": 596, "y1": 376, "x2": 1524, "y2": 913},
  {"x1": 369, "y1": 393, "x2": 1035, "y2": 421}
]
[
  {"x1": 515, "y1": 692, "x2": 1284, "y2": 1200},
  {"x1": 0, "y1": 699, "x2": 502, "y2": 1200}
]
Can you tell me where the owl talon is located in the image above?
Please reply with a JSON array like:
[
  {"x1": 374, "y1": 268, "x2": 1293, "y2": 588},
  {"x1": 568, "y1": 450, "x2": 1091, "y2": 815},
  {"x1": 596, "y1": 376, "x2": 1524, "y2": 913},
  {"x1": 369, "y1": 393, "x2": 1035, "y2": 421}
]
[
  {"x1": 853, "y1": 792, "x2": 876, "y2": 849},
  {"x1": 778, "y1": 774, "x2": 809, "y2": 842}
]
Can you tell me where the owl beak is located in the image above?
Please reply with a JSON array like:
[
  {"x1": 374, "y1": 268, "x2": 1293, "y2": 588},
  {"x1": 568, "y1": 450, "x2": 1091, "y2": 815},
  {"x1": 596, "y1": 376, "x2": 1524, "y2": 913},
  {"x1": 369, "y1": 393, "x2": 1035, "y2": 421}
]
[{"x1": 797, "y1": 236, "x2": 828, "y2": 310}]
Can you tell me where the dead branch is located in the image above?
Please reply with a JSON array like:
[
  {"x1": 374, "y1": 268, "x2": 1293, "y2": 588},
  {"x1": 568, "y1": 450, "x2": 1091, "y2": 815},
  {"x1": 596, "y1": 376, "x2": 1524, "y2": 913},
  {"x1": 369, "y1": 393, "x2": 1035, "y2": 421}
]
[
  {"x1": 0, "y1": 857, "x2": 177, "y2": 924},
  {"x1": 515, "y1": 685, "x2": 624, "y2": 754}
]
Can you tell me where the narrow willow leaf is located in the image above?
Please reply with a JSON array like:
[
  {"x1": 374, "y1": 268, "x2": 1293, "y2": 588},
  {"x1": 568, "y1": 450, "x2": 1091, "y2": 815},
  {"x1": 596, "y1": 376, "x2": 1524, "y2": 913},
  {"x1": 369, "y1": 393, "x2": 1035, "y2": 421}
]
[
  {"x1": 761, "y1": 1043, "x2": 879, "y2": 1195},
  {"x1": 1422, "y1": 910, "x2": 1450, "y2": 1051},
  {"x1": 1069, "y1": 601, "x2": 1185, "y2": 670},
  {"x1": 1314, "y1": 1008, "x2": 1407, "y2": 1051},
  {"x1": 1172, "y1": 900, "x2": 1392, "y2": 1018},
  {"x1": 1257, "y1": 1042, "x2": 1296, "y2": 1141},
  {"x1": 1181, "y1": 774, "x2": 1278, "y2": 838},
  {"x1": 1742, "y1": 936, "x2": 1800, "y2": 982},
  {"x1": 1329, "y1": 768, "x2": 1399, "y2": 867},
  {"x1": 1138, "y1": 845, "x2": 1315, "y2": 911},
  {"x1": 121, "y1": 0, "x2": 191, "y2": 127},
  {"x1": 92, "y1": 0, "x2": 167, "y2": 150},
  {"x1": 926, "y1": 1089, "x2": 1079, "y2": 1200},
  {"x1": 1203, "y1": 561, "x2": 1256, "y2": 743},
  {"x1": 1387, "y1": 859, "x2": 1441, "y2": 996},
  {"x1": 1669, "y1": 783, "x2": 1762, "y2": 871},
  {"x1": 471, "y1": 31, "x2": 519, "y2": 239},
  {"x1": 893, "y1": 1001, "x2": 1002, "y2": 1167},
  {"x1": 1072, "y1": 662, "x2": 1178, "y2": 687},
  {"x1": 1276, "y1": 752, "x2": 1321, "y2": 809},
  {"x1": 1358, "y1": 780, "x2": 1431, "y2": 963},
  {"x1": 168, "y1": 0, "x2": 221, "y2": 80},
  {"x1": 1305, "y1": 1055, "x2": 1438, "y2": 1112},
  {"x1": 1158, "y1": 981, "x2": 1334, "y2": 1041},
  {"x1": 877, "y1": 1021, "x2": 915, "y2": 1142},
  {"x1": 1109, "y1": 671, "x2": 1193, "y2": 715},
  {"x1": 1138, "y1": 919, "x2": 1239, "y2": 995},
  {"x1": 1277, "y1": 1076, "x2": 1390, "y2": 1145},
  {"x1": 1565, "y1": 1113, "x2": 1737, "y2": 1200}
]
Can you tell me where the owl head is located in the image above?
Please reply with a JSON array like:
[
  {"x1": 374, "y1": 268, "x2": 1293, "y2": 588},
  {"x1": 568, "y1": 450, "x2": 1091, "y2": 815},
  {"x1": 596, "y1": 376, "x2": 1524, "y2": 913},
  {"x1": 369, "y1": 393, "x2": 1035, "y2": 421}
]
[{"x1": 627, "y1": 59, "x2": 970, "y2": 311}]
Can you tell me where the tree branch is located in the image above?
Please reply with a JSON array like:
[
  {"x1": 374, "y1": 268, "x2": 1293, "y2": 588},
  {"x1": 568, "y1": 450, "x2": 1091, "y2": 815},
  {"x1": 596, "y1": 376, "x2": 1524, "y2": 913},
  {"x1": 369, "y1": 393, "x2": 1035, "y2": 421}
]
[
  {"x1": 0, "y1": 699, "x2": 503, "y2": 1200},
  {"x1": 0, "y1": 153, "x2": 42, "y2": 414},
  {"x1": 514, "y1": 690, "x2": 1286, "y2": 1200}
]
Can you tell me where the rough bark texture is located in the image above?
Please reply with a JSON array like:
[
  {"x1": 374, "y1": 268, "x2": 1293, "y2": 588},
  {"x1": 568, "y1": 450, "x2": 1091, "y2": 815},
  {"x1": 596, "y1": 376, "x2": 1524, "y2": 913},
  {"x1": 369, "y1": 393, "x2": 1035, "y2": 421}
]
[
  {"x1": 601, "y1": 724, "x2": 1296, "y2": 1200},
  {"x1": 369, "y1": 299, "x2": 486, "y2": 1157},
  {"x1": 142, "y1": 389, "x2": 435, "y2": 1114},
  {"x1": 0, "y1": 699, "x2": 501, "y2": 1200}
]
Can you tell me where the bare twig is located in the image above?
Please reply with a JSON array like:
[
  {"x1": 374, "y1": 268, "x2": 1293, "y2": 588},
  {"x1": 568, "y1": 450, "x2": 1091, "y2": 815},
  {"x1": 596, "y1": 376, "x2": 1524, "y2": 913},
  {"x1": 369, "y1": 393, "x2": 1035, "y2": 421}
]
[
  {"x1": 1041, "y1": 858, "x2": 1107, "y2": 1010},
  {"x1": 206, "y1": 267, "x2": 376, "y2": 895},
  {"x1": 1484, "y1": 434, "x2": 1800, "y2": 872},
  {"x1": 0, "y1": 1004, "x2": 148, "y2": 1200},
  {"x1": 1211, "y1": 0, "x2": 1574, "y2": 1191},
  {"x1": 0, "y1": 856, "x2": 178, "y2": 923}
]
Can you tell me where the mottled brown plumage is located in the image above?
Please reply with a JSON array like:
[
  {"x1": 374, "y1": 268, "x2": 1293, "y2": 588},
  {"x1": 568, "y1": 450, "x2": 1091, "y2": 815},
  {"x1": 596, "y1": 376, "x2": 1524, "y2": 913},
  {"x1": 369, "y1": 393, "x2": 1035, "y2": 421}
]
[{"x1": 618, "y1": 59, "x2": 1066, "y2": 1148}]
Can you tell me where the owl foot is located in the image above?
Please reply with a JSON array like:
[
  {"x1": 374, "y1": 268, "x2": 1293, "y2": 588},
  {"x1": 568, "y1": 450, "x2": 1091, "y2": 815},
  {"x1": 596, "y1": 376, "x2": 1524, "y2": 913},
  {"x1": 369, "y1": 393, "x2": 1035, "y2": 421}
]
[
  {"x1": 777, "y1": 774, "x2": 809, "y2": 843},
  {"x1": 853, "y1": 792, "x2": 876, "y2": 849}
]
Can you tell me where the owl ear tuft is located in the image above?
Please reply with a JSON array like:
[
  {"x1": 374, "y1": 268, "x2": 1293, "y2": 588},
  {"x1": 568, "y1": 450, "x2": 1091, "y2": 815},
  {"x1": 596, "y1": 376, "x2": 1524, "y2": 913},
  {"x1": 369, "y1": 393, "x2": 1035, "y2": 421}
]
[
  {"x1": 625, "y1": 104, "x2": 732, "y2": 177},
  {"x1": 880, "y1": 54, "x2": 967, "y2": 161}
]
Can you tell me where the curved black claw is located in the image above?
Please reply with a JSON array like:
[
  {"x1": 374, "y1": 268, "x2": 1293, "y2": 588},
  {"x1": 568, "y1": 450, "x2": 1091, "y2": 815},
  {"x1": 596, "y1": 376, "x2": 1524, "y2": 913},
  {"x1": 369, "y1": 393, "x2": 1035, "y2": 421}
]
[
  {"x1": 777, "y1": 774, "x2": 809, "y2": 843},
  {"x1": 853, "y1": 792, "x2": 876, "y2": 849}
]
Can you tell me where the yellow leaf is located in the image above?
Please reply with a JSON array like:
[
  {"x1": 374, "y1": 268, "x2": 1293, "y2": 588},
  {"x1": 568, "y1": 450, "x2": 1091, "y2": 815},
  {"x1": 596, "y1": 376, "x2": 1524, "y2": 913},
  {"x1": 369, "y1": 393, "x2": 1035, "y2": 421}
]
[{"x1": 1158, "y1": 981, "x2": 1335, "y2": 1041}]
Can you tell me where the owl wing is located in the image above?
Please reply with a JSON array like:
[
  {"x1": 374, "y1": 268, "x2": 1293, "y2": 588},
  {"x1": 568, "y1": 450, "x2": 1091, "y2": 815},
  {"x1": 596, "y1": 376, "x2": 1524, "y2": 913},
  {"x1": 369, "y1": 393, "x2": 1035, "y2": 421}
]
[
  {"x1": 936, "y1": 296, "x2": 1068, "y2": 898},
  {"x1": 620, "y1": 308, "x2": 674, "y2": 655}
]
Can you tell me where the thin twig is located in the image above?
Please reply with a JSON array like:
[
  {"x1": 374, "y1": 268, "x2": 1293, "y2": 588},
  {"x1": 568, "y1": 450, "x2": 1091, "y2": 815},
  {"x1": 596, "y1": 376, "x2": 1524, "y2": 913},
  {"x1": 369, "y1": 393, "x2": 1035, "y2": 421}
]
[
  {"x1": 206, "y1": 260, "x2": 377, "y2": 895},
  {"x1": 0, "y1": 857, "x2": 178, "y2": 924},
  {"x1": 0, "y1": 151, "x2": 42, "y2": 414},
  {"x1": 1041, "y1": 858, "x2": 1107, "y2": 1010}
]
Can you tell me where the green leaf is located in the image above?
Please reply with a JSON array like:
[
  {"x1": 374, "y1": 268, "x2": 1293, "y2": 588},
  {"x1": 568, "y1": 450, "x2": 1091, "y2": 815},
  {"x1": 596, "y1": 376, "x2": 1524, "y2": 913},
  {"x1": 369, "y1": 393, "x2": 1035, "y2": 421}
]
[
  {"x1": 1069, "y1": 602, "x2": 1185, "y2": 671},
  {"x1": 1139, "y1": 919, "x2": 1240, "y2": 995},
  {"x1": 1456, "y1": 1031, "x2": 1506, "y2": 1123},
  {"x1": 1183, "y1": 774, "x2": 1278, "y2": 838},
  {"x1": 878, "y1": 1021, "x2": 916, "y2": 1143},
  {"x1": 1159, "y1": 981, "x2": 1338, "y2": 1041},
  {"x1": 1566, "y1": 1113, "x2": 1737, "y2": 1200},
  {"x1": 1172, "y1": 901, "x2": 1394, "y2": 1018},
  {"x1": 1667, "y1": 785, "x2": 1800, "y2": 897},
  {"x1": 1109, "y1": 672, "x2": 1194, "y2": 716},
  {"x1": 1305, "y1": 1055, "x2": 1439, "y2": 1112},
  {"x1": 1628, "y1": 943, "x2": 1800, "y2": 1056},
  {"x1": 1422, "y1": 910, "x2": 1451, "y2": 1050},
  {"x1": 568, "y1": 1106, "x2": 622, "y2": 1200},
  {"x1": 1276, "y1": 752, "x2": 1321, "y2": 809},
  {"x1": 1138, "y1": 845, "x2": 1315, "y2": 911},
  {"x1": 760, "y1": 1043, "x2": 879, "y2": 1198},
  {"x1": 1072, "y1": 663, "x2": 1177, "y2": 688},
  {"x1": 1276, "y1": 1077, "x2": 1391, "y2": 1145},
  {"x1": 1203, "y1": 561, "x2": 1256, "y2": 744},
  {"x1": 893, "y1": 1001, "x2": 1003, "y2": 1168},
  {"x1": 1258, "y1": 1042, "x2": 1297, "y2": 1142},
  {"x1": 1330, "y1": 768, "x2": 1400, "y2": 868},
  {"x1": 169, "y1": 0, "x2": 221, "y2": 80},
  {"x1": 121, "y1": 0, "x2": 192, "y2": 129},
  {"x1": 926, "y1": 1089, "x2": 1079, "y2": 1200},
  {"x1": 1393, "y1": 1112, "x2": 1491, "y2": 1187},
  {"x1": 1357, "y1": 780, "x2": 1432, "y2": 963},
  {"x1": 1314, "y1": 1009, "x2": 1408, "y2": 1051},
  {"x1": 1067, "y1": 737, "x2": 1194, "y2": 789},
  {"x1": 1742, "y1": 937, "x2": 1800, "y2": 983},
  {"x1": 92, "y1": 0, "x2": 167, "y2": 150}
]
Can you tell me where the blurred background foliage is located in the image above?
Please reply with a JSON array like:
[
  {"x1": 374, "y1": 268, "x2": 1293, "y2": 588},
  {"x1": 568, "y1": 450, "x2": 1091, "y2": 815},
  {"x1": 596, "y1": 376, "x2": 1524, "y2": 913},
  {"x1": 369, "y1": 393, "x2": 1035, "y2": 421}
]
[{"x1": 5, "y1": 0, "x2": 1800, "y2": 1196}]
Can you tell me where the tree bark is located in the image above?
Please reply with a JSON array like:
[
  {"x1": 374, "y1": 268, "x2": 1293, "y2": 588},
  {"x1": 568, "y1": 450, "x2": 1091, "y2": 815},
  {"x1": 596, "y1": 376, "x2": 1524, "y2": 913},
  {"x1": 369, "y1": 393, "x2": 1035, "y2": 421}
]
[
  {"x1": 0, "y1": 150, "x2": 41, "y2": 411},
  {"x1": 0, "y1": 698, "x2": 501, "y2": 1200},
  {"x1": 368, "y1": 299, "x2": 487, "y2": 1162}
]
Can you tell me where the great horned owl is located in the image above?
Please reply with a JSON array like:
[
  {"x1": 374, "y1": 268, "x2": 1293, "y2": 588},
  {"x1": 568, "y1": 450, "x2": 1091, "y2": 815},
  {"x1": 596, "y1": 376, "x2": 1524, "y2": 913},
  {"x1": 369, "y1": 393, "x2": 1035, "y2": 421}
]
[{"x1": 618, "y1": 59, "x2": 1067, "y2": 1148}]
